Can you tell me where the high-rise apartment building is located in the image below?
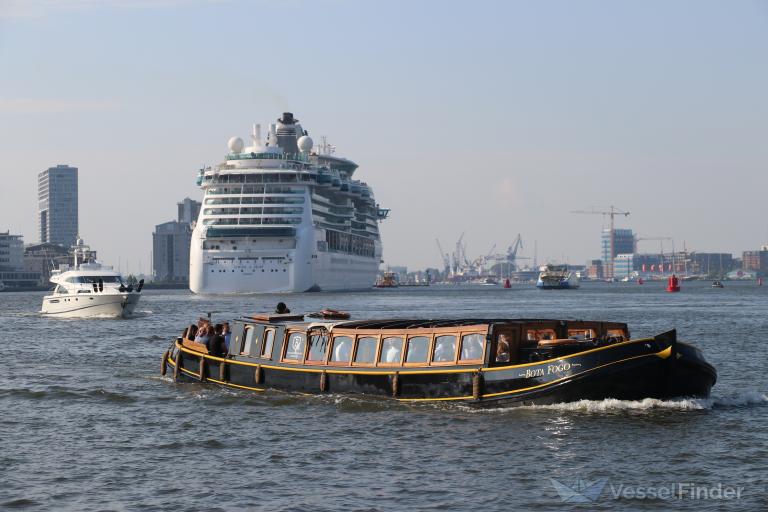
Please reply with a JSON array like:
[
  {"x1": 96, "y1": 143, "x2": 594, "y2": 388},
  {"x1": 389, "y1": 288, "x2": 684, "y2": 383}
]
[
  {"x1": 38, "y1": 165, "x2": 78, "y2": 248},
  {"x1": 152, "y1": 198, "x2": 201, "y2": 283},
  {"x1": 177, "y1": 197, "x2": 201, "y2": 225}
]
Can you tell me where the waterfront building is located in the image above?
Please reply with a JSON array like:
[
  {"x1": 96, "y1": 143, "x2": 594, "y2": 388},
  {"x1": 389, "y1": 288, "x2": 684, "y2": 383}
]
[
  {"x1": 177, "y1": 197, "x2": 201, "y2": 224},
  {"x1": 152, "y1": 198, "x2": 201, "y2": 283},
  {"x1": 687, "y1": 252, "x2": 734, "y2": 276},
  {"x1": 586, "y1": 259, "x2": 603, "y2": 280},
  {"x1": 0, "y1": 232, "x2": 42, "y2": 289},
  {"x1": 388, "y1": 265, "x2": 408, "y2": 281},
  {"x1": 38, "y1": 165, "x2": 78, "y2": 248},
  {"x1": 0, "y1": 231, "x2": 24, "y2": 271},
  {"x1": 742, "y1": 250, "x2": 768, "y2": 273},
  {"x1": 601, "y1": 229, "x2": 635, "y2": 279},
  {"x1": 613, "y1": 254, "x2": 634, "y2": 280},
  {"x1": 23, "y1": 242, "x2": 71, "y2": 285}
]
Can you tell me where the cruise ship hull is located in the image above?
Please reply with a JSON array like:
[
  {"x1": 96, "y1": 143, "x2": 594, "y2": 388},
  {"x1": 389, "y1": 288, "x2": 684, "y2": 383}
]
[{"x1": 189, "y1": 233, "x2": 380, "y2": 294}]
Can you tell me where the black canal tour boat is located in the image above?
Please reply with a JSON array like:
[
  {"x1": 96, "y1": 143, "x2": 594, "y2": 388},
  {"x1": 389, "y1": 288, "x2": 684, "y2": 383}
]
[{"x1": 161, "y1": 312, "x2": 717, "y2": 407}]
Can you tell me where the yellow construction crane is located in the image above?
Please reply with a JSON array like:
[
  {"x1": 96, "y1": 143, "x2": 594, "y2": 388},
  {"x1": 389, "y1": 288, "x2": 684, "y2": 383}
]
[{"x1": 571, "y1": 206, "x2": 630, "y2": 279}]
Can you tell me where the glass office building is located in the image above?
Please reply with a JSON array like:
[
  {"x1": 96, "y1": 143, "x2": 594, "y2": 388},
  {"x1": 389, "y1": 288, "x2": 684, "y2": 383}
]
[{"x1": 601, "y1": 228, "x2": 635, "y2": 278}]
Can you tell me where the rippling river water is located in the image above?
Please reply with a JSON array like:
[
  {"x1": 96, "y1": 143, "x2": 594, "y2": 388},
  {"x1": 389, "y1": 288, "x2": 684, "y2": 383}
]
[{"x1": 2, "y1": 281, "x2": 767, "y2": 511}]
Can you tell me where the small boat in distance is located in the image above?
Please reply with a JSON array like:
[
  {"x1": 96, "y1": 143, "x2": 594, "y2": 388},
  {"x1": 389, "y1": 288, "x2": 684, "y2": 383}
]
[
  {"x1": 374, "y1": 271, "x2": 399, "y2": 288},
  {"x1": 536, "y1": 264, "x2": 580, "y2": 289},
  {"x1": 711, "y1": 280, "x2": 724, "y2": 288},
  {"x1": 41, "y1": 238, "x2": 143, "y2": 318},
  {"x1": 162, "y1": 311, "x2": 717, "y2": 407}
]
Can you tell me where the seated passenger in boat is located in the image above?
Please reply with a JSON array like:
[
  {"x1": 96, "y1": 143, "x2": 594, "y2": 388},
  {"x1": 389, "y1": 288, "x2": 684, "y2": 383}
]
[
  {"x1": 186, "y1": 324, "x2": 198, "y2": 340},
  {"x1": 222, "y1": 322, "x2": 231, "y2": 353},
  {"x1": 496, "y1": 335, "x2": 511, "y2": 362},
  {"x1": 383, "y1": 338, "x2": 402, "y2": 363},
  {"x1": 195, "y1": 323, "x2": 211, "y2": 346},
  {"x1": 205, "y1": 324, "x2": 224, "y2": 357},
  {"x1": 433, "y1": 337, "x2": 455, "y2": 362},
  {"x1": 275, "y1": 302, "x2": 291, "y2": 314}
]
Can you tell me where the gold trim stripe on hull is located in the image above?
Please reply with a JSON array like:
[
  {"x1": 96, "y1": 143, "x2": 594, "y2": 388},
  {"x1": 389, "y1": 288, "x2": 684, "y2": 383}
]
[{"x1": 167, "y1": 342, "x2": 672, "y2": 402}]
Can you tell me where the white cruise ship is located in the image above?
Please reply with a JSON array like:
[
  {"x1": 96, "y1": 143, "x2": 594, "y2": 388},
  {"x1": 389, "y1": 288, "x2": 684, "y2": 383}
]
[{"x1": 190, "y1": 112, "x2": 388, "y2": 294}]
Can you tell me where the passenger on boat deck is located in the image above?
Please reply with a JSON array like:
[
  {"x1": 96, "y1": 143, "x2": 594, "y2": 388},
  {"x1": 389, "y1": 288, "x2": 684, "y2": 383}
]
[
  {"x1": 195, "y1": 324, "x2": 211, "y2": 346},
  {"x1": 186, "y1": 324, "x2": 198, "y2": 340},
  {"x1": 222, "y1": 322, "x2": 231, "y2": 352},
  {"x1": 275, "y1": 302, "x2": 290, "y2": 314},
  {"x1": 496, "y1": 335, "x2": 511, "y2": 362},
  {"x1": 207, "y1": 324, "x2": 225, "y2": 357}
]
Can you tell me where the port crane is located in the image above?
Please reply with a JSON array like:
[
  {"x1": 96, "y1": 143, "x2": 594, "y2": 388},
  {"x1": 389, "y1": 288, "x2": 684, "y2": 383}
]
[
  {"x1": 435, "y1": 239, "x2": 451, "y2": 276},
  {"x1": 571, "y1": 206, "x2": 630, "y2": 279},
  {"x1": 507, "y1": 234, "x2": 523, "y2": 264}
]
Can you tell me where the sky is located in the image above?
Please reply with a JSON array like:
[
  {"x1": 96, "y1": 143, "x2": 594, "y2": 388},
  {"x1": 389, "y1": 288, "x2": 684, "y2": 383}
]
[{"x1": 1, "y1": 0, "x2": 767, "y2": 274}]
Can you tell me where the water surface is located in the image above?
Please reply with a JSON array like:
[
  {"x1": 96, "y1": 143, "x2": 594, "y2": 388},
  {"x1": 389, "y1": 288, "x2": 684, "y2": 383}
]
[{"x1": 1, "y1": 281, "x2": 766, "y2": 510}]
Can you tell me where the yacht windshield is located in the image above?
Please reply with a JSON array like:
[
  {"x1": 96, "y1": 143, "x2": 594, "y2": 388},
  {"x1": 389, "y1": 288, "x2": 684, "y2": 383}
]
[{"x1": 66, "y1": 276, "x2": 123, "y2": 284}]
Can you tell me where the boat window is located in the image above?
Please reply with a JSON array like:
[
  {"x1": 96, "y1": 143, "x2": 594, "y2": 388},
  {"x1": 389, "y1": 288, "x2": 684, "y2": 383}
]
[
  {"x1": 242, "y1": 327, "x2": 256, "y2": 355},
  {"x1": 77, "y1": 290, "x2": 91, "y2": 294},
  {"x1": 568, "y1": 328, "x2": 594, "y2": 340},
  {"x1": 527, "y1": 329, "x2": 556, "y2": 341},
  {"x1": 459, "y1": 333, "x2": 485, "y2": 362},
  {"x1": 306, "y1": 332, "x2": 329, "y2": 362},
  {"x1": 405, "y1": 336, "x2": 429, "y2": 364},
  {"x1": 379, "y1": 337, "x2": 403, "y2": 365},
  {"x1": 261, "y1": 329, "x2": 275, "y2": 358},
  {"x1": 606, "y1": 329, "x2": 626, "y2": 341},
  {"x1": 330, "y1": 336, "x2": 353, "y2": 363},
  {"x1": 354, "y1": 336, "x2": 378, "y2": 364},
  {"x1": 284, "y1": 332, "x2": 306, "y2": 361},
  {"x1": 432, "y1": 335, "x2": 457, "y2": 363}
]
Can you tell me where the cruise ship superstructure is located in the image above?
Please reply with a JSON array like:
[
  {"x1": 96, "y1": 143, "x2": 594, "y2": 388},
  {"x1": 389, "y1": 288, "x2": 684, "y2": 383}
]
[{"x1": 190, "y1": 113, "x2": 388, "y2": 294}]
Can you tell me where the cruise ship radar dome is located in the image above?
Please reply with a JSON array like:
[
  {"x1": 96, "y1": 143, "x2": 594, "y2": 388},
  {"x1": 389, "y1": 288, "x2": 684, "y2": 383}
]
[
  {"x1": 297, "y1": 135, "x2": 313, "y2": 153},
  {"x1": 228, "y1": 137, "x2": 244, "y2": 153}
]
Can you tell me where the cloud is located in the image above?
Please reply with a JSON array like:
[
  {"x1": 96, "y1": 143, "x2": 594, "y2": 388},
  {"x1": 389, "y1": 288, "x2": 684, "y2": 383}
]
[
  {"x1": 0, "y1": 0, "x2": 226, "y2": 19},
  {"x1": 0, "y1": 98, "x2": 119, "y2": 112}
]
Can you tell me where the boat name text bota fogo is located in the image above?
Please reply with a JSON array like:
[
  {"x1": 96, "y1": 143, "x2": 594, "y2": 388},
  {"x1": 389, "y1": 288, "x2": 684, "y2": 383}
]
[{"x1": 161, "y1": 313, "x2": 716, "y2": 406}]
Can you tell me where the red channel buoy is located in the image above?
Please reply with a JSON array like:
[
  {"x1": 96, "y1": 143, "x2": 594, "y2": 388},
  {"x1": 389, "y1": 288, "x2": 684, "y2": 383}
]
[
  {"x1": 503, "y1": 279, "x2": 511, "y2": 289},
  {"x1": 666, "y1": 275, "x2": 680, "y2": 293}
]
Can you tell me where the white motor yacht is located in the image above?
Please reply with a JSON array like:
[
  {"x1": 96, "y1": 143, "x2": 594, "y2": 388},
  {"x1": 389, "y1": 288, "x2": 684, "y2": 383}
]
[{"x1": 41, "y1": 238, "x2": 143, "y2": 318}]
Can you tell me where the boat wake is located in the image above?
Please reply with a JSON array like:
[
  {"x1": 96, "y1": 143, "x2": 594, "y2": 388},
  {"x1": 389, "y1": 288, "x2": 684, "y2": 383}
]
[{"x1": 480, "y1": 390, "x2": 768, "y2": 413}]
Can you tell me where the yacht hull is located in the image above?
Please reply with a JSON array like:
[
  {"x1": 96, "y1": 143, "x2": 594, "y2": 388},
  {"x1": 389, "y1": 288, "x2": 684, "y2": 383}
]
[{"x1": 41, "y1": 293, "x2": 140, "y2": 318}]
